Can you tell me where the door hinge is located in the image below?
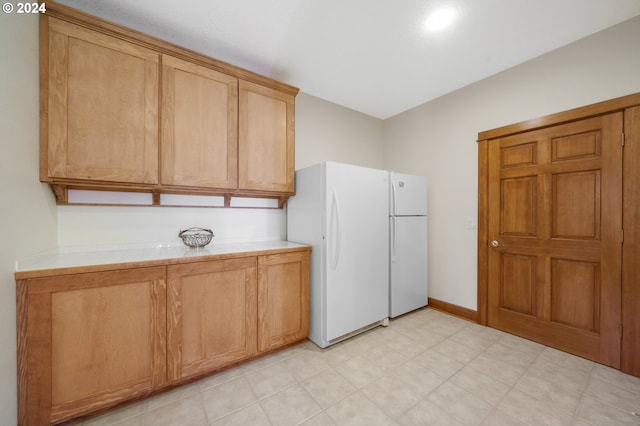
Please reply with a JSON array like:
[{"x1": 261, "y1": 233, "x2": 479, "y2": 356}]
[
  {"x1": 621, "y1": 229, "x2": 624, "y2": 243},
  {"x1": 621, "y1": 132, "x2": 625, "y2": 147}
]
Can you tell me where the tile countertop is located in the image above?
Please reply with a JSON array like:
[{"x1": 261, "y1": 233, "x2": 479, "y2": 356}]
[{"x1": 15, "y1": 240, "x2": 311, "y2": 279}]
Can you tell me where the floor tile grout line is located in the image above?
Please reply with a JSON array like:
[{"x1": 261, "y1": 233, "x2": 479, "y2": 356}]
[
  {"x1": 495, "y1": 345, "x2": 599, "y2": 425},
  {"x1": 578, "y1": 364, "x2": 640, "y2": 423}
]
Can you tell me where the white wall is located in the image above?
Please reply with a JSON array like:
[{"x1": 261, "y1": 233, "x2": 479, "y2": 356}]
[
  {"x1": 57, "y1": 205, "x2": 286, "y2": 246},
  {"x1": 383, "y1": 15, "x2": 640, "y2": 310},
  {"x1": 295, "y1": 93, "x2": 385, "y2": 170},
  {"x1": 0, "y1": 12, "x2": 58, "y2": 424}
]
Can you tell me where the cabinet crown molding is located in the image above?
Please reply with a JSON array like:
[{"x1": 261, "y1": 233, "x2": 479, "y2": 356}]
[{"x1": 43, "y1": 1, "x2": 299, "y2": 96}]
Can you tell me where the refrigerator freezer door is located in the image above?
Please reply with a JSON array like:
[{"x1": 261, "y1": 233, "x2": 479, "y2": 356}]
[
  {"x1": 390, "y1": 215, "x2": 428, "y2": 317},
  {"x1": 390, "y1": 172, "x2": 427, "y2": 216},
  {"x1": 324, "y1": 162, "x2": 389, "y2": 342}
]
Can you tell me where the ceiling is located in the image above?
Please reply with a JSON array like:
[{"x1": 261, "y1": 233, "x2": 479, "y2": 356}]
[{"x1": 56, "y1": 0, "x2": 640, "y2": 119}]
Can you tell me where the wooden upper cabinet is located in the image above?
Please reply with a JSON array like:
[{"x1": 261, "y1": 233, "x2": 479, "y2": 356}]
[
  {"x1": 239, "y1": 80, "x2": 295, "y2": 193},
  {"x1": 42, "y1": 17, "x2": 159, "y2": 185},
  {"x1": 40, "y1": 2, "x2": 299, "y2": 204},
  {"x1": 161, "y1": 55, "x2": 238, "y2": 190}
]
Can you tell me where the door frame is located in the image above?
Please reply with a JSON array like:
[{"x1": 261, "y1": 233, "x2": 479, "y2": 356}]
[{"x1": 476, "y1": 92, "x2": 640, "y2": 373}]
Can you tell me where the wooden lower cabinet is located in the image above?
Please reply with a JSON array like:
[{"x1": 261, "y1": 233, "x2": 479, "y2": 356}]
[
  {"x1": 17, "y1": 247, "x2": 310, "y2": 425},
  {"x1": 17, "y1": 267, "x2": 167, "y2": 426},
  {"x1": 167, "y1": 252, "x2": 311, "y2": 382},
  {"x1": 167, "y1": 258, "x2": 258, "y2": 382},
  {"x1": 258, "y1": 252, "x2": 310, "y2": 352}
]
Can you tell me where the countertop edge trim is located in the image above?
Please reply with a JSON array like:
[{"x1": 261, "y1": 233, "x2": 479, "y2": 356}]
[{"x1": 14, "y1": 244, "x2": 312, "y2": 280}]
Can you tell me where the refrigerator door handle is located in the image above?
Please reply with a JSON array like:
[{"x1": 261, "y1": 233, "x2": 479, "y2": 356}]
[
  {"x1": 391, "y1": 177, "x2": 397, "y2": 216},
  {"x1": 329, "y1": 190, "x2": 341, "y2": 270},
  {"x1": 391, "y1": 216, "x2": 397, "y2": 259}
]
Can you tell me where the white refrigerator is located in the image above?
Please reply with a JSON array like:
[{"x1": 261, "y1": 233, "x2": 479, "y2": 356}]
[
  {"x1": 287, "y1": 162, "x2": 389, "y2": 348},
  {"x1": 389, "y1": 172, "x2": 428, "y2": 318}
]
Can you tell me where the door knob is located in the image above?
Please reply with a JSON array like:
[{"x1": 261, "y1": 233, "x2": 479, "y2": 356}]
[{"x1": 491, "y1": 240, "x2": 500, "y2": 248}]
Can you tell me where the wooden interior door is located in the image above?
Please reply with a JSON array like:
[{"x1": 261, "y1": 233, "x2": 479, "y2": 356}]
[
  {"x1": 487, "y1": 113, "x2": 623, "y2": 367},
  {"x1": 622, "y1": 105, "x2": 640, "y2": 376}
]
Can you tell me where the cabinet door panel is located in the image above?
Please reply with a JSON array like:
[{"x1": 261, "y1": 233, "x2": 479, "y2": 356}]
[
  {"x1": 258, "y1": 252, "x2": 310, "y2": 352},
  {"x1": 239, "y1": 80, "x2": 295, "y2": 193},
  {"x1": 46, "y1": 18, "x2": 159, "y2": 184},
  {"x1": 52, "y1": 283, "x2": 152, "y2": 404},
  {"x1": 167, "y1": 258, "x2": 257, "y2": 382},
  {"x1": 19, "y1": 267, "x2": 166, "y2": 425},
  {"x1": 161, "y1": 55, "x2": 238, "y2": 189}
]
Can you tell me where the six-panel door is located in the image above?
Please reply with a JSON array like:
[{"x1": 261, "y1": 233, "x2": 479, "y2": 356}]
[{"x1": 487, "y1": 113, "x2": 623, "y2": 367}]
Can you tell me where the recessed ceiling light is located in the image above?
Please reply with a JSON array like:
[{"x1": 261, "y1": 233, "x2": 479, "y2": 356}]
[{"x1": 424, "y1": 6, "x2": 457, "y2": 32}]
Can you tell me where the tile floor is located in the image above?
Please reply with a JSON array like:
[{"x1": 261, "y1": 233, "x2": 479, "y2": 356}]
[{"x1": 80, "y1": 308, "x2": 640, "y2": 425}]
